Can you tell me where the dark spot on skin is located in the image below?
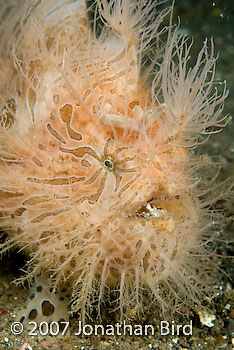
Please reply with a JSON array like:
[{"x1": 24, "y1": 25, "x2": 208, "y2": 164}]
[
  {"x1": 29, "y1": 309, "x2": 38, "y2": 320},
  {"x1": 37, "y1": 285, "x2": 43, "y2": 292},
  {"x1": 41, "y1": 300, "x2": 55, "y2": 316},
  {"x1": 58, "y1": 318, "x2": 66, "y2": 331},
  {"x1": 59, "y1": 296, "x2": 65, "y2": 301},
  {"x1": 29, "y1": 293, "x2": 35, "y2": 300}
]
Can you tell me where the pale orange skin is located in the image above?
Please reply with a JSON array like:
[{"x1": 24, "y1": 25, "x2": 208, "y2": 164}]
[{"x1": 0, "y1": 0, "x2": 227, "y2": 319}]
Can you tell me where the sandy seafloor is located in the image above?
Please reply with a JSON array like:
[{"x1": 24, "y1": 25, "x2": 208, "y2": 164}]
[{"x1": 0, "y1": 0, "x2": 233, "y2": 349}]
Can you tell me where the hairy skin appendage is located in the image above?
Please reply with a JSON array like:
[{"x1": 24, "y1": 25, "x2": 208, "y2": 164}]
[{"x1": 0, "y1": 0, "x2": 230, "y2": 324}]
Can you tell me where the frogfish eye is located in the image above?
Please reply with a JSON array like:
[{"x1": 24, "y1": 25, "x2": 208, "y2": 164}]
[{"x1": 104, "y1": 158, "x2": 114, "y2": 171}]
